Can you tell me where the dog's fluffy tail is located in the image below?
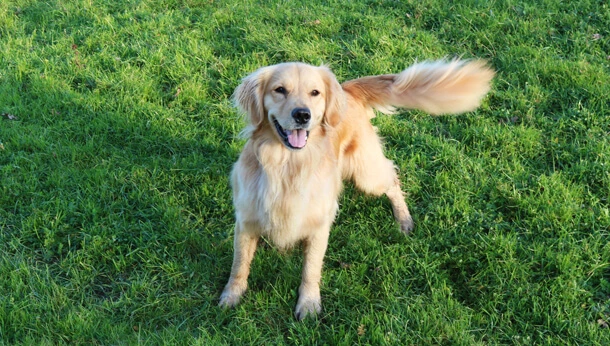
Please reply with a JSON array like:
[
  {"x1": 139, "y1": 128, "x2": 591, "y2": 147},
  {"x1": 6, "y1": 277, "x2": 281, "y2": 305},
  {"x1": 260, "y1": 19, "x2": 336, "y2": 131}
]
[{"x1": 341, "y1": 59, "x2": 495, "y2": 115}]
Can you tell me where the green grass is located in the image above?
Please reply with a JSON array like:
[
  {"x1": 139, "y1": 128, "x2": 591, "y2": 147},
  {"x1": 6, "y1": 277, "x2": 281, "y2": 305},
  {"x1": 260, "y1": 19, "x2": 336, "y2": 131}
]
[{"x1": 1, "y1": 0, "x2": 609, "y2": 344}]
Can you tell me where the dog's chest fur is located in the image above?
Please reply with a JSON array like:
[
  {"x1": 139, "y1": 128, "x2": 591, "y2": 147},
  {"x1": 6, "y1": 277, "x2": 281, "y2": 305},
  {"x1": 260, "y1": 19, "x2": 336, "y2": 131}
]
[{"x1": 232, "y1": 140, "x2": 341, "y2": 249}]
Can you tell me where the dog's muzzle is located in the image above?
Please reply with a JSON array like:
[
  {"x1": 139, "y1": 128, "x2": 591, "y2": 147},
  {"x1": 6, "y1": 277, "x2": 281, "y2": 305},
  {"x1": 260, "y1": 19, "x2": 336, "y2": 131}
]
[{"x1": 273, "y1": 116, "x2": 310, "y2": 150}]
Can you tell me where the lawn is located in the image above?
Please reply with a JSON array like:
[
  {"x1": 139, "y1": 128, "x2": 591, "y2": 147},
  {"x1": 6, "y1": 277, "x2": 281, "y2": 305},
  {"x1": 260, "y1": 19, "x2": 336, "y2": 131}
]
[{"x1": 1, "y1": 0, "x2": 609, "y2": 344}]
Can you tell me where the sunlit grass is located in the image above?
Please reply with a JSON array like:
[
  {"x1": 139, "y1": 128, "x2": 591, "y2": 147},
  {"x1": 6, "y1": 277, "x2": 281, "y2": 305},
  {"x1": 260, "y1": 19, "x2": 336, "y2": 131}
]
[{"x1": 1, "y1": 0, "x2": 609, "y2": 344}]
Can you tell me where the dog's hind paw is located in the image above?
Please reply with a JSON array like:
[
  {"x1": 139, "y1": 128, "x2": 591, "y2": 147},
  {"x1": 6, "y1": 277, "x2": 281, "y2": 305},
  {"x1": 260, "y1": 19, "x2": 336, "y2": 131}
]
[{"x1": 400, "y1": 215, "x2": 414, "y2": 234}]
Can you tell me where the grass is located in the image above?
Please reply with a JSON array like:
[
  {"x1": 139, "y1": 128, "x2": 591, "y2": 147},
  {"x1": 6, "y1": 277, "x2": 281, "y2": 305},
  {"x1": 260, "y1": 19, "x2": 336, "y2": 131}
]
[{"x1": 1, "y1": 0, "x2": 609, "y2": 344}]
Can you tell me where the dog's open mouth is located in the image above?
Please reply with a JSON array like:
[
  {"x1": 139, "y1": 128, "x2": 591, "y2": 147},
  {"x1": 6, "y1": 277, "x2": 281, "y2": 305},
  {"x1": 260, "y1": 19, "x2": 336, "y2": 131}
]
[{"x1": 273, "y1": 118, "x2": 309, "y2": 150}]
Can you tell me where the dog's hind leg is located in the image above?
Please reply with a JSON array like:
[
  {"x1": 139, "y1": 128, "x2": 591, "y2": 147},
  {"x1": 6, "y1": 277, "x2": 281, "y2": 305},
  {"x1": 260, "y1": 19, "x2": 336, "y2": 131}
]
[
  {"x1": 346, "y1": 126, "x2": 414, "y2": 233},
  {"x1": 384, "y1": 177, "x2": 414, "y2": 233}
]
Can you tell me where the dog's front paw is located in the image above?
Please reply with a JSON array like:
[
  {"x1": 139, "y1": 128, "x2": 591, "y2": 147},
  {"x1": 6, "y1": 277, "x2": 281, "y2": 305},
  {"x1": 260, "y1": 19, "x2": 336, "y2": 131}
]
[
  {"x1": 295, "y1": 294, "x2": 321, "y2": 320},
  {"x1": 218, "y1": 285, "x2": 246, "y2": 309}
]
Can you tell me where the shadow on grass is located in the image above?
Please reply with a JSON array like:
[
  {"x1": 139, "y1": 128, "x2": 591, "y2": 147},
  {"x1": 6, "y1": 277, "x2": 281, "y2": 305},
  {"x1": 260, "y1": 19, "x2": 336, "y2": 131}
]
[{"x1": 0, "y1": 52, "x2": 244, "y2": 330}]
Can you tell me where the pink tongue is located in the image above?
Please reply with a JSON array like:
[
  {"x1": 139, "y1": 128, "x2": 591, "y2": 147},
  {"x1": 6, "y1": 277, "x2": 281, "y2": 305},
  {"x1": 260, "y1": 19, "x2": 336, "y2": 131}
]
[{"x1": 287, "y1": 129, "x2": 307, "y2": 148}]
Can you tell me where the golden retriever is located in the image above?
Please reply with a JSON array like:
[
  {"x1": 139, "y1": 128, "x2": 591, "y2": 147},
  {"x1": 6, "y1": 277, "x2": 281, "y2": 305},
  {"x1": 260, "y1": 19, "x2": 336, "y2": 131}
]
[{"x1": 219, "y1": 59, "x2": 494, "y2": 319}]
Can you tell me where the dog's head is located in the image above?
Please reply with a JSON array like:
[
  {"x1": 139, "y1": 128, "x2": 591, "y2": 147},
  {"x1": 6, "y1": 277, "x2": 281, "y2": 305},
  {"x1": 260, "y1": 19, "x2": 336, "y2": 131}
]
[{"x1": 234, "y1": 63, "x2": 345, "y2": 150}]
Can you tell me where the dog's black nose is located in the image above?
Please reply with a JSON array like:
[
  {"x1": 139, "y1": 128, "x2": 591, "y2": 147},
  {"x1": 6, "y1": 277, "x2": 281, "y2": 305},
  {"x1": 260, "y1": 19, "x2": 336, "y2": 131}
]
[{"x1": 291, "y1": 108, "x2": 311, "y2": 125}]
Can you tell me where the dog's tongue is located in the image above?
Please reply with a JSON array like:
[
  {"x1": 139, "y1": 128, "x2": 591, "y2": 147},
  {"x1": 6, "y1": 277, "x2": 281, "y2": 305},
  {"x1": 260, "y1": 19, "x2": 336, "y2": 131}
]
[{"x1": 287, "y1": 129, "x2": 307, "y2": 148}]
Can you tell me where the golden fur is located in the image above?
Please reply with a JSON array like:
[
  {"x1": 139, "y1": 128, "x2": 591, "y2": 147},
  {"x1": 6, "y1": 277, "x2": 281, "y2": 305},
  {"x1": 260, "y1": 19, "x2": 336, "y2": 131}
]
[{"x1": 219, "y1": 60, "x2": 494, "y2": 319}]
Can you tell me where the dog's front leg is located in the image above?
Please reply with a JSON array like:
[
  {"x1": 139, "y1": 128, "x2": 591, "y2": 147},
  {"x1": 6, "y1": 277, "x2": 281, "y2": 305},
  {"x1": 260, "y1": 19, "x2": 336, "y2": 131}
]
[
  {"x1": 219, "y1": 223, "x2": 259, "y2": 309},
  {"x1": 295, "y1": 227, "x2": 330, "y2": 320}
]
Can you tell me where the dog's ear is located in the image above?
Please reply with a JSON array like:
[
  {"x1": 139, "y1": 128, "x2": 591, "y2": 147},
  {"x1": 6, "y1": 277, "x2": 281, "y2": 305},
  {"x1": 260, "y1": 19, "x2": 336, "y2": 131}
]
[
  {"x1": 233, "y1": 66, "x2": 274, "y2": 127},
  {"x1": 319, "y1": 66, "x2": 346, "y2": 127}
]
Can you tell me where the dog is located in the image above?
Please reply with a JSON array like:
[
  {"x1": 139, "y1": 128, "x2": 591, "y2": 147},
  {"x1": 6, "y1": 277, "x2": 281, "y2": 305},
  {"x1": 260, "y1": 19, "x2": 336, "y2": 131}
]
[{"x1": 219, "y1": 59, "x2": 494, "y2": 319}]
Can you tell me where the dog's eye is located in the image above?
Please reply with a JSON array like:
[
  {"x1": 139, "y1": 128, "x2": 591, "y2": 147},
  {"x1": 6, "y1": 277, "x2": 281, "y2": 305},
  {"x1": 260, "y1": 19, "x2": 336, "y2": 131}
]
[
  {"x1": 274, "y1": 87, "x2": 287, "y2": 94},
  {"x1": 311, "y1": 90, "x2": 320, "y2": 97}
]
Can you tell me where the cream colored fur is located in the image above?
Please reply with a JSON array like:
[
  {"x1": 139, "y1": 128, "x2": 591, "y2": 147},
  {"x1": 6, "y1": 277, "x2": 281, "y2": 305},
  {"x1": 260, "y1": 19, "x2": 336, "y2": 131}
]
[{"x1": 219, "y1": 60, "x2": 494, "y2": 319}]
